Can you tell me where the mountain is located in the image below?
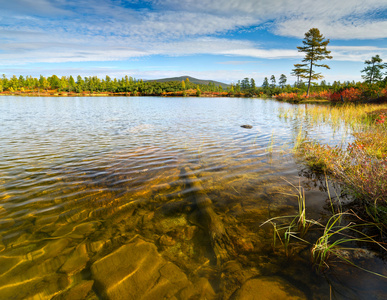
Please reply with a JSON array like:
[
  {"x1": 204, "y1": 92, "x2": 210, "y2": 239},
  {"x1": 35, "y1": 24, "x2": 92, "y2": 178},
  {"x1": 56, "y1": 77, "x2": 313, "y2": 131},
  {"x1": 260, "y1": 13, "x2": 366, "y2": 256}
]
[{"x1": 146, "y1": 76, "x2": 229, "y2": 89}]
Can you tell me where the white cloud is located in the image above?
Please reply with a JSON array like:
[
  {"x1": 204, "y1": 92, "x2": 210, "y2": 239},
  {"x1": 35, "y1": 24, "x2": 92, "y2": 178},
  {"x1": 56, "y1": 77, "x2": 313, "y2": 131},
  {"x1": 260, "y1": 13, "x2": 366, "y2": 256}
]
[
  {"x1": 152, "y1": 0, "x2": 387, "y2": 40},
  {"x1": 329, "y1": 46, "x2": 387, "y2": 62},
  {"x1": 0, "y1": 0, "x2": 69, "y2": 16},
  {"x1": 0, "y1": 0, "x2": 386, "y2": 70},
  {"x1": 153, "y1": 0, "x2": 384, "y2": 18},
  {"x1": 220, "y1": 48, "x2": 301, "y2": 59},
  {"x1": 0, "y1": 36, "x2": 302, "y2": 65},
  {"x1": 217, "y1": 61, "x2": 259, "y2": 65},
  {"x1": 330, "y1": 46, "x2": 387, "y2": 51},
  {"x1": 275, "y1": 18, "x2": 387, "y2": 40}
]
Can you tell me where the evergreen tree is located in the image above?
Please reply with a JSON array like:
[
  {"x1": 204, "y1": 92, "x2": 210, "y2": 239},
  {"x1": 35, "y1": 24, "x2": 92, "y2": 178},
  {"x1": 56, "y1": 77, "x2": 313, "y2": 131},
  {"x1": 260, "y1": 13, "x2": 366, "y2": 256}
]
[
  {"x1": 49, "y1": 75, "x2": 60, "y2": 89},
  {"x1": 2, "y1": 74, "x2": 9, "y2": 90},
  {"x1": 68, "y1": 76, "x2": 76, "y2": 92},
  {"x1": 196, "y1": 86, "x2": 201, "y2": 97},
  {"x1": 39, "y1": 75, "x2": 49, "y2": 90},
  {"x1": 241, "y1": 77, "x2": 250, "y2": 90},
  {"x1": 262, "y1": 77, "x2": 269, "y2": 88},
  {"x1": 297, "y1": 28, "x2": 332, "y2": 97},
  {"x1": 18, "y1": 75, "x2": 25, "y2": 87},
  {"x1": 250, "y1": 78, "x2": 256, "y2": 90},
  {"x1": 270, "y1": 75, "x2": 276, "y2": 88},
  {"x1": 361, "y1": 55, "x2": 386, "y2": 84},
  {"x1": 278, "y1": 74, "x2": 287, "y2": 88},
  {"x1": 59, "y1": 76, "x2": 68, "y2": 91},
  {"x1": 9, "y1": 75, "x2": 19, "y2": 90}
]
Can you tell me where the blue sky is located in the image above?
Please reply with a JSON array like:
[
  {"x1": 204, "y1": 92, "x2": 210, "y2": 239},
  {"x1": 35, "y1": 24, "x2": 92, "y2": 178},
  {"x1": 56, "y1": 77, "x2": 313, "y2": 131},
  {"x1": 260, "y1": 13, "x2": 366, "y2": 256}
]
[{"x1": 1, "y1": 0, "x2": 387, "y2": 84}]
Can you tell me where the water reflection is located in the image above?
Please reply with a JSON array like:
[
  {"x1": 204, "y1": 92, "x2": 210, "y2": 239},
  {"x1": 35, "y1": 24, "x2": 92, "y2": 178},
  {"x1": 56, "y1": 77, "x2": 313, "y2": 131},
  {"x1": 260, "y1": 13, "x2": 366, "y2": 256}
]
[{"x1": 0, "y1": 97, "x2": 385, "y2": 299}]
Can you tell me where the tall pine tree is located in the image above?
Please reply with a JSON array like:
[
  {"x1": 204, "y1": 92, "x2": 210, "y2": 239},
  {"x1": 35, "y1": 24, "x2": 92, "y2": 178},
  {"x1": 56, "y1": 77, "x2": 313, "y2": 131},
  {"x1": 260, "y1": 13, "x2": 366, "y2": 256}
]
[{"x1": 297, "y1": 28, "x2": 332, "y2": 97}]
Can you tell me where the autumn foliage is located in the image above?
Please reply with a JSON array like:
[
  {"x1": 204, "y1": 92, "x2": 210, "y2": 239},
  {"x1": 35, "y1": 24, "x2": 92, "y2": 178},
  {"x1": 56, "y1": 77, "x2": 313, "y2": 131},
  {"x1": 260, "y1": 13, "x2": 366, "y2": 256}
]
[{"x1": 276, "y1": 85, "x2": 387, "y2": 103}]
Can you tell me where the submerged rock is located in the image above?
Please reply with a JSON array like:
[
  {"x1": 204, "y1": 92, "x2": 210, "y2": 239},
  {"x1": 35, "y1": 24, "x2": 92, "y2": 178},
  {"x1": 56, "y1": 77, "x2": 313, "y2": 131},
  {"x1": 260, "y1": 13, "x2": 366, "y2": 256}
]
[
  {"x1": 60, "y1": 242, "x2": 89, "y2": 275},
  {"x1": 52, "y1": 280, "x2": 96, "y2": 300},
  {"x1": 232, "y1": 276, "x2": 307, "y2": 300},
  {"x1": 91, "y1": 237, "x2": 192, "y2": 299},
  {"x1": 51, "y1": 221, "x2": 99, "y2": 239},
  {"x1": 159, "y1": 234, "x2": 176, "y2": 247},
  {"x1": 0, "y1": 218, "x2": 15, "y2": 230}
]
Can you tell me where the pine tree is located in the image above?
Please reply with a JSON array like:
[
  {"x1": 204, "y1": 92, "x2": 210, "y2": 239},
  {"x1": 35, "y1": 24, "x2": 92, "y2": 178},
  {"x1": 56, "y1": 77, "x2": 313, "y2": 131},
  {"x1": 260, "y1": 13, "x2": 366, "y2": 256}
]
[
  {"x1": 361, "y1": 55, "x2": 386, "y2": 84},
  {"x1": 278, "y1": 74, "x2": 287, "y2": 88},
  {"x1": 297, "y1": 28, "x2": 332, "y2": 97},
  {"x1": 241, "y1": 77, "x2": 250, "y2": 90},
  {"x1": 270, "y1": 75, "x2": 276, "y2": 88},
  {"x1": 250, "y1": 78, "x2": 256, "y2": 90},
  {"x1": 262, "y1": 77, "x2": 269, "y2": 88}
]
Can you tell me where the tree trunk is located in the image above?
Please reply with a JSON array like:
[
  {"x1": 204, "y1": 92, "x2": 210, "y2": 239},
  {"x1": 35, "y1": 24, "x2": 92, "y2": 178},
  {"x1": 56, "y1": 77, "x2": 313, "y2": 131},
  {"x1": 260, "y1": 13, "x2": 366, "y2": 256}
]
[{"x1": 307, "y1": 59, "x2": 313, "y2": 97}]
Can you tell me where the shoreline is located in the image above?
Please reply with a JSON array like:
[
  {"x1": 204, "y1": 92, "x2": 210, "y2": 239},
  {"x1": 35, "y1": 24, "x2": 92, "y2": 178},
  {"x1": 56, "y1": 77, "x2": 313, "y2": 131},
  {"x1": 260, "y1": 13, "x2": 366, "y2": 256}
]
[
  {"x1": 0, "y1": 91, "x2": 254, "y2": 98},
  {"x1": 2, "y1": 92, "x2": 384, "y2": 105}
]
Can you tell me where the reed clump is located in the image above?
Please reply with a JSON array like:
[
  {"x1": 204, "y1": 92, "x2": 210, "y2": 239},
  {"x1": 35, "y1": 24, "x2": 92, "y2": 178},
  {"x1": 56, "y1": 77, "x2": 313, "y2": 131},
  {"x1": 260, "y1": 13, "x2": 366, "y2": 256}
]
[
  {"x1": 262, "y1": 184, "x2": 387, "y2": 278},
  {"x1": 267, "y1": 104, "x2": 387, "y2": 277},
  {"x1": 300, "y1": 125, "x2": 387, "y2": 227},
  {"x1": 280, "y1": 103, "x2": 387, "y2": 227}
]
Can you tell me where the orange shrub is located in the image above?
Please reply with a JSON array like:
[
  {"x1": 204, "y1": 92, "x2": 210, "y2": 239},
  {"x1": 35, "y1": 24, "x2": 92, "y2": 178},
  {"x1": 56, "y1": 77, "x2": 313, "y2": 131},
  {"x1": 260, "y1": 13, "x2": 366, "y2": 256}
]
[{"x1": 330, "y1": 87, "x2": 362, "y2": 102}]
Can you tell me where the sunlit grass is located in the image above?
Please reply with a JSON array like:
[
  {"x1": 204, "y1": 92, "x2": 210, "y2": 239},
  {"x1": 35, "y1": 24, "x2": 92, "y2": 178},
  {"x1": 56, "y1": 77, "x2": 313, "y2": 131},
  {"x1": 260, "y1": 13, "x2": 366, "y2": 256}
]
[
  {"x1": 281, "y1": 103, "x2": 387, "y2": 225},
  {"x1": 279, "y1": 103, "x2": 387, "y2": 131},
  {"x1": 269, "y1": 103, "x2": 387, "y2": 277}
]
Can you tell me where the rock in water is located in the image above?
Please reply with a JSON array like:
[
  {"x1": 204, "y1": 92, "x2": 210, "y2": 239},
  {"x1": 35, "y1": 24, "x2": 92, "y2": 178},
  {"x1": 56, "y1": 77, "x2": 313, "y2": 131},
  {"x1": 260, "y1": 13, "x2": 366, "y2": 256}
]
[
  {"x1": 232, "y1": 276, "x2": 307, "y2": 300},
  {"x1": 91, "y1": 237, "x2": 192, "y2": 299},
  {"x1": 60, "y1": 242, "x2": 89, "y2": 275},
  {"x1": 241, "y1": 125, "x2": 253, "y2": 129}
]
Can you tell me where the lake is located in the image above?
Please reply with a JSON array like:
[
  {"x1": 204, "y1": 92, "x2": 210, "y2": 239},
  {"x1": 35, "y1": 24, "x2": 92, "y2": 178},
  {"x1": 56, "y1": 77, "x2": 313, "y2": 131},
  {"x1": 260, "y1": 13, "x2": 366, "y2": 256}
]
[{"x1": 0, "y1": 96, "x2": 386, "y2": 299}]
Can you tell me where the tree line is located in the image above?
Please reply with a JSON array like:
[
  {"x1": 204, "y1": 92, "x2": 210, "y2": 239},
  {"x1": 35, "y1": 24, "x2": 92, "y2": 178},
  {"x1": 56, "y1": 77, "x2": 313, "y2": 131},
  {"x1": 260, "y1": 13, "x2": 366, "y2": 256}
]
[
  {"x1": 0, "y1": 75, "x2": 226, "y2": 95},
  {"x1": 232, "y1": 75, "x2": 374, "y2": 97}
]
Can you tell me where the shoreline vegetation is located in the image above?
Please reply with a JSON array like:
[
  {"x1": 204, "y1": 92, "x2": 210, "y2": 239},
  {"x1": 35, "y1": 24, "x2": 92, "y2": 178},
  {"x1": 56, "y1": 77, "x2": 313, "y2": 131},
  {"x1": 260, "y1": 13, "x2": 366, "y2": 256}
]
[
  {"x1": 1, "y1": 73, "x2": 386, "y2": 104},
  {"x1": 271, "y1": 103, "x2": 387, "y2": 276}
]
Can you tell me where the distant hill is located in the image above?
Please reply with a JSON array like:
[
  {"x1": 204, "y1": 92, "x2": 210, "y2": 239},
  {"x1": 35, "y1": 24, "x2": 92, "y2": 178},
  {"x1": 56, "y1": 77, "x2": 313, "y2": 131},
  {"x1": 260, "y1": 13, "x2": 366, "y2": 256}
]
[{"x1": 146, "y1": 76, "x2": 229, "y2": 89}]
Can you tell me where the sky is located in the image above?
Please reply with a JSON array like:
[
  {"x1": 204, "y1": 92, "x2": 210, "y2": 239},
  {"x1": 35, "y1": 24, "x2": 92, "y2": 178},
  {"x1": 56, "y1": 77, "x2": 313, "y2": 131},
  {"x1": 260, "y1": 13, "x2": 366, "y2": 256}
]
[{"x1": 1, "y1": 0, "x2": 387, "y2": 84}]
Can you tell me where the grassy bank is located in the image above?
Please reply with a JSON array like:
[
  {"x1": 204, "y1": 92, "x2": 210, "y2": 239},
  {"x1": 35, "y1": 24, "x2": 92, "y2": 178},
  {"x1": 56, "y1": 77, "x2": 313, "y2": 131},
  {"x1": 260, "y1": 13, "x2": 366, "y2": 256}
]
[
  {"x1": 275, "y1": 84, "x2": 387, "y2": 104},
  {"x1": 298, "y1": 105, "x2": 387, "y2": 225},
  {"x1": 282, "y1": 103, "x2": 387, "y2": 222},
  {"x1": 264, "y1": 103, "x2": 387, "y2": 275}
]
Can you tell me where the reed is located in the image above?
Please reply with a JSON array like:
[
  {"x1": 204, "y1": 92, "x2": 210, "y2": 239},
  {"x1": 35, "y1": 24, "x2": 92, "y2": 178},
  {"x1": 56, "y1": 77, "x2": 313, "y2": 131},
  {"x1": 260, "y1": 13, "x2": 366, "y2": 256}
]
[
  {"x1": 266, "y1": 130, "x2": 275, "y2": 154},
  {"x1": 279, "y1": 103, "x2": 387, "y2": 131},
  {"x1": 261, "y1": 181, "x2": 315, "y2": 255},
  {"x1": 311, "y1": 212, "x2": 387, "y2": 278},
  {"x1": 262, "y1": 185, "x2": 387, "y2": 278}
]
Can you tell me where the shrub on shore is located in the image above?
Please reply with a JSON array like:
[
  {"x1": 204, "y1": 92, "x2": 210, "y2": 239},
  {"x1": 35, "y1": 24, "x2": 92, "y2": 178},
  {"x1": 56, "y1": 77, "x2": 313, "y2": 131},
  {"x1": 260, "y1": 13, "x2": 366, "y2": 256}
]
[{"x1": 297, "y1": 107, "x2": 387, "y2": 227}]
